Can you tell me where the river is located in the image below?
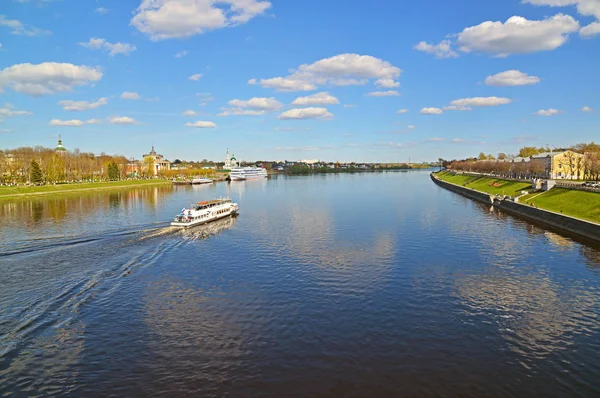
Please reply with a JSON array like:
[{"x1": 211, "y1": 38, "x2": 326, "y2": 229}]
[{"x1": 1, "y1": 171, "x2": 599, "y2": 397}]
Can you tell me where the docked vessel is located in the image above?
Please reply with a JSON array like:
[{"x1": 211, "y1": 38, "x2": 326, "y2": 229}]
[
  {"x1": 171, "y1": 197, "x2": 238, "y2": 228},
  {"x1": 191, "y1": 178, "x2": 213, "y2": 184},
  {"x1": 229, "y1": 167, "x2": 267, "y2": 181}
]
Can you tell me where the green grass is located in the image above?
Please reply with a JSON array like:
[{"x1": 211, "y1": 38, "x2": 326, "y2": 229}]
[
  {"x1": 0, "y1": 179, "x2": 171, "y2": 200},
  {"x1": 518, "y1": 188, "x2": 600, "y2": 224},
  {"x1": 435, "y1": 171, "x2": 531, "y2": 196}
]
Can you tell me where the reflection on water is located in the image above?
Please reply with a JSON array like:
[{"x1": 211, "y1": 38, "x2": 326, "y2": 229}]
[{"x1": 1, "y1": 173, "x2": 600, "y2": 396}]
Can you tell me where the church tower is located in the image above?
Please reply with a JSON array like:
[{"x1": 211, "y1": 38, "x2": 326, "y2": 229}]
[{"x1": 55, "y1": 135, "x2": 67, "y2": 155}]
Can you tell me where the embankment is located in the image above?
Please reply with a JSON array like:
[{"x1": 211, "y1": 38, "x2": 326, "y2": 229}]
[{"x1": 431, "y1": 173, "x2": 600, "y2": 244}]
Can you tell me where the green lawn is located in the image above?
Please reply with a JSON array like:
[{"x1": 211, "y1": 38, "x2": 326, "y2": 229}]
[
  {"x1": 0, "y1": 179, "x2": 171, "y2": 200},
  {"x1": 436, "y1": 171, "x2": 480, "y2": 186},
  {"x1": 518, "y1": 188, "x2": 600, "y2": 224},
  {"x1": 435, "y1": 171, "x2": 531, "y2": 196}
]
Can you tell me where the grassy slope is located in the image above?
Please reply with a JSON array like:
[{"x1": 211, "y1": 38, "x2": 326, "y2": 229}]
[
  {"x1": 519, "y1": 188, "x2": 600, "y2": 224},
  {"x1": 0, "y1": 179, "x2": 171, "y2": 199}
]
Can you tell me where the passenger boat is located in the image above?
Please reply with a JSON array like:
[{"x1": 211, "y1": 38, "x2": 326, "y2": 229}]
[
  {"x1": 171, "y1": 197, "x2": 239, "y2": 228},
  {"x1": 229, "y1": 167, "x2": 268, "y2": 181},
  {"x1": 191, "y1": 178, "x2": 213, "y2": 184}
]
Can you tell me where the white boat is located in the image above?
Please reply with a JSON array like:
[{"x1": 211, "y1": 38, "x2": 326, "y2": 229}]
[
  {"x1": 191, "y1": 178, "x2": 213, "y2": 184},
  {"x1": 171, "y1": 197, "x2": 239, "y2": 228},
  {"x1": 229, "y1": 167, "x2": 268, "y2": 181}
]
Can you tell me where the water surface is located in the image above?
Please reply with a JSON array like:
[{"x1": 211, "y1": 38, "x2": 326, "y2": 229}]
[{"x1": 1, "y1": 172, "x2": 600, "y2": 397}]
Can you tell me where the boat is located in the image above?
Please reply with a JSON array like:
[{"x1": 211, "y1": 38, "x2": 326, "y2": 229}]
[
  {"x1": 191, "y1": 178, "x2": 213, "y2": 184},
  {"x1": 229, "y1": 167, "x2": 268, "y2": 181},
  {"x1": 171, "y1": 197, "x2": 239, "y2": 228}
]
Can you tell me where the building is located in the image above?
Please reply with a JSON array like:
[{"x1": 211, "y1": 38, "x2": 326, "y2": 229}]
[
  {"x1": 223, "y1": 150, "x2": 238, "y2": 170},
  {"x1": 56, "y1": 136, "x2": 67, "y2": 155},
  {"x1": 531, "y1": 151, "x2": 585, "y2": 179},
  {"x1": 142, "y1": 146, "x2": 171, "y2": 176}
]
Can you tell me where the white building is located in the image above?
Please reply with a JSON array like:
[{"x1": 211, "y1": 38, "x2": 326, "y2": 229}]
[{"x1": 223, "y1": 150, "x2": 238, "y2": 170}]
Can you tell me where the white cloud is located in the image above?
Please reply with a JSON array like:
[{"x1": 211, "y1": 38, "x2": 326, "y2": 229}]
[
  {"x1": 254, "y1": 77, "x2": 316, "y2": 92},
  {"x1": 534, "y1": 108, "x2": 562, "y2": 116},
  {"x1": 121, "y1": 91, "x2": 142, "y2": 100},
  {"x1": 131, "y1": 0, "x2": 272, "y2": 40},
  {"x1": 414, "y1": 40, "x2": 458, "y2": 59},
  {"x1": 58, "y1": 97, "x2": 108, "y2": 111},
  {"x1": 182, "y1": 110, "x2": 197, "y2": 116},
  {"x1": 255, "y1": 53, "x2": 401, "y2": 92},
  {"x1": 109, "y1": 116, "x2": 138, "y2": 124},
  {"x1": 0, "y1": 15, "x2": 51, "y2": 36},
  {"x1": 397, "y1": 108, "x2": 408, "y2": 114},
  {"x1": 449, "y1": 96, "x2": 512, "y2": 107},
  {"x1": 80, "y1": 38, "x2": 137, "y2": 56},
  {"x1": 375, "y1": 78, "x2": 400, "y2": 88},
  {"x1": 523, "y1": 0, "x2": 600, "y2": 19},
  {"x1": 580, "y1": 21, "x2": 600, "y2": 36},
  {"x1": 49, "y1": 119, "x2": 84, "y2": 127},
  {"x1": 291, "y1": 92, "x2": 339, "y2": 106},
  {"x1": 175, "y1": 50, "x2": 189, "y2": 58},
  {"x1": 217, "y1": 109, "x2": 265, "y2": 116},
  {"x1": 485, "y1": 70, "x2": 541, "y2": 86},
  {"x1": 428, "y1": 137, "x2": 445, "y2": 142},
  {"x1": 95, "y1": 7, "x2": 109, "y2": 14},
  {"x1": 0, "y1": 62, "x2": 102, "y2": 96},
  {"x1": 185, "y1": 120, "x2": 216, "y2": 128},
  {"x1": 86, "y1": 119, "x2": 102, "y2": 124},
  {"x1": 279, "y1": 107, "x2": 334, "y2": 120},
  {"x1": 407, "y1": 125, "x2": 416, "y2": 130},
  {"x1": 456, "y1": 14, "x2": 580, "y2": 56},
  {"x1": 420, "y1": 107, "x2": 444, "y2": 115},
  {"x1": 274, "y1": 126, "x2": 311, "y2": 132},
  {"x1": 367, "y1": 90, "x2": 399, "y2": 97},
  {"x1": 343, "y1": 104, "x2": 356, "y2": 108},
  {"x1": 0, "y1": 105, "x2": 32, "y2": 118},
  {"x1": 443, "y1": 105, "x2": 472, "y2": 111},
  {"x1": 582, "y1": 106, "x2": 593, "y2": 112},
  {"x1": 219, "y1": 96, "x2": 282, "y2": 116},
  {"x1": 188, "y1": 73, "x2": 203, "y2": 81}
]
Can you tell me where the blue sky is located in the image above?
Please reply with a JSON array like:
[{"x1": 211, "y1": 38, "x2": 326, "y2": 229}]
[{"x1": 1, "y1": 0, "x2": 599, "y2": 163}]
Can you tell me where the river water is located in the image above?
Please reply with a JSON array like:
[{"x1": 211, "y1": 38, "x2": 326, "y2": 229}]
[{"x1": 1, "y1": 171, "x2": 599, "y2": 397}]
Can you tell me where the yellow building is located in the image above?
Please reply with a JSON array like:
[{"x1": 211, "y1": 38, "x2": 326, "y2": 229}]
[
  {"x1": 142, "y1": 146, "x2": 171, "y2": 176},
  {"x1": 531, "y1": 150, "x2": 585, "y2": 180}
]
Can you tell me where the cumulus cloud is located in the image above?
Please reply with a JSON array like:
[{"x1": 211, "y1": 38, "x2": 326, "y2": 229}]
[
  {"x1": 182, "y1": 110, "x2": 197, "y2": 116},
  {"x1": 397, "y1": 108, "x2": 408, "y2": 114},
  {"x1": 185, "y1": 120, "x2": 216, "y2": 128},
  {"x1": 0, "y1": 62, "x2": 102, "y2": 96},
  {"x1": 428, "y1": 137, "x2": 445, "y2": 142},
  {"x1": 291, "y1": 92, "x2": 339, "y2": 106},
  {"x1": 175, "y1": 50, "x2": 189, "y2": 58},
  {"x1": 0, "y1": 104, "x2": 32, "y2": 119},
  {"x1": 253, "y1": 77, "x2": 316, "y2": 92},
  {"x1": 218, "y1": 96, "x2": 282, "y2": 116},
  {"x1": 95, "y1": 7, "x2": 109, "y2": 14},
  {"x1": 49, "y1": 119, "x2": 84, "y2": 127},
  {"x1": 80, "y1": 37, "x2": 137, "y2": 56},
  {"x1": 188, "y1": 73, "x2": 203, "y2": 80},
  {"x1": 582, "y1": 106, "x2": 593, "y2": 112},
  {"x1": 407, "y1": 125, "x2": 416, "y2": 130},
  {"x1": 121, "y1": 91, "x2": 142, "y2": 100},
  {"x1": 0, "y1": 15, "x2": 51, "y2": 36},
  {"x1": 254, "y1": 53, "x2": 401, "y2": 92},
  {"x1": 279, "y1": 107, "x2": 334, "y2": 120},
  {"x1": 131, "y1": 0, "x2": 272, "y2": 40},
  {"x1": 456, "y1": 14, "x2": 580, "y2": 56},
  {"x1": 367, "y1": 90, "x2": 400, "y2": 97},
  {"x1": 534, "y1": 108, "x2": 562, "y2": 116},
  {"x1": 449, "y1": 96, "x2": 511, "y2": 107},
  {"x1": 485, "y1": 70, "x2": 541, "y2": 86},
  {"x1": 58, "y1": 97, "x2": 108, "y2": 111},
  {"x1": 443, "y1": 105, "x2": 472, "y2": 111},
  {"x1": 375, "y1": 78, "x2": 400, "y2": 88},
  {"x1": 523, "y1": 0, "x2": 600, "y2": 36},
  {"x1": 420, "y1": 107, "x2": 444, "y2": 115},
  {"x1": 580, "y1": 21, "x2": 600, "y2": 36},
  {"x1": 109, "y1": 116, "x2": 138, "y2": 124},
  {"x1": 86, "y1": 119, "x2": 102, "y2": 124},
  {"x1": 414, "y1": 40, "x2": 459, "y2": 58}
]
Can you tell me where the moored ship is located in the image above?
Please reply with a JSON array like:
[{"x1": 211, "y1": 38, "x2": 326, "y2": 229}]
[
  {"x1": 229, "y1": 167, "x2": 268, "y2": 181},
  {"x1": 171, "y1": 197, "x2": 238, "y2": 228}
]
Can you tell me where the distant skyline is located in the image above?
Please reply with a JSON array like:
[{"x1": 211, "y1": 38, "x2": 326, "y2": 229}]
[{"x1": 1, "y1": 0, "x2": 598, "y2": 162}]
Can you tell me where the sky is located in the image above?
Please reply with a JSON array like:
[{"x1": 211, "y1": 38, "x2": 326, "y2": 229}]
[{"x1": 0, "y1": 0, "x2": 599, "y2": 163}]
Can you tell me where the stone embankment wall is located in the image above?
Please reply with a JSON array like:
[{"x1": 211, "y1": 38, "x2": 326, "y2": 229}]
[{"x1": 431, "y1": 173, "x2": 600, "y2": 244}]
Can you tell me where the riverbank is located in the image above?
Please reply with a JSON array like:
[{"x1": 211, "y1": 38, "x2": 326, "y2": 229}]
[
  {"x1": 0, "y1": 179, "x2": 172, "y2": 201},
  {"x1": 431, "y1": 172, "x2": 600, "y2": 243}
]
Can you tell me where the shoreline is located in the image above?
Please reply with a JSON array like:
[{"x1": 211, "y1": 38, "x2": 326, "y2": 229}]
[
  {"x1": 0, "y1": 180, "x2": 172, "y2": 201},
  {"x1": 430, "y1": 172, "x2": 600, "y2": 244}
]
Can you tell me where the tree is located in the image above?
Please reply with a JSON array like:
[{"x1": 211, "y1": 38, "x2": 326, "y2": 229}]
[
  {"x1": 518, "y1": 146, "x2": 540, "y2": 158},
  {"x1": 30, "y1": 159, "x2": 43, "y2": 184},
  {"x1": 107, "y1": 162, "x2": 120, "y2": 181},
  {"x1": 497, "y1": 153, "x2": 507, "y2": 160},
  {"x1": 46, "y1": 153, "x2": 65, "y2": 183},
  {"x1": 487, "y1": 154, "x2": 495, "y2": 160},
  {"x1": 478, "y1": 152, "x2": 487, "y2": 160}
]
